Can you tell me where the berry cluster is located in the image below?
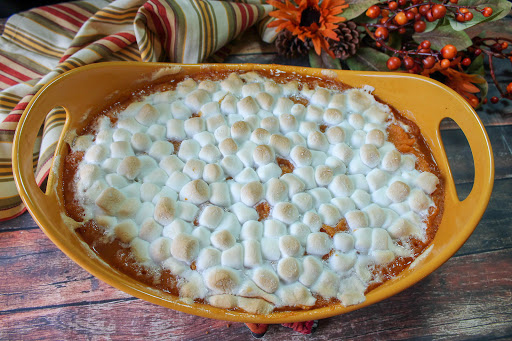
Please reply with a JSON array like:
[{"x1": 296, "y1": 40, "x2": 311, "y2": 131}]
[{"x1": 363, "y1": 0, "x2": 512, "y2": 105}]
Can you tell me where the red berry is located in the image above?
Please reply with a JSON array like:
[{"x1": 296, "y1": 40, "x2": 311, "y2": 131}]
[
  {"x1": 459, "y1": 8, "x2": 469, "y2": 14},
  {"x1": 420, "y1": 40, "x2": 431, "y2": 49},
  {"x1": 406, "y1": 11, "x2": 415, "y2": 21},
  {"x1": 414, "y1": 13, "x2": 422, "y2": 21},
  {"x1": 490, "y1": 96, "x2": 499, "y2": 104},
  {"x1": 389, "y1": 1, "x2": 398, "y2": 11},
  {"x1": 450, "y1": 0, "x2": 458, "y2": 3},
  {"x1": 376, "y1": 42, "x2": 383, "y2": 48},
  {"x1": 395, "y1": 12, "x2": 408, "y2": 25},
  {"x1": 419, "y1": 5, "x2": 430, "y2": 15},
  {"x1": 387, "y1": 56, "x2": 402, "y2": 70},
  {"x1": 440, "y1": 59, "x2": 451, "y2": 69},
  {"x1": 441, "y1": 44, "x2": 457, "y2": 59},
  {"x1": 426, "y1": 10, "x2": 435, "y2": 22},
  {"x1": 507, "y1": 82, "x2": 512, "y2": 94},
  {"x1": 398, "y1": 0, "x2": 407, "y2": 6},
  {"x1": 410, "y1": 7, "x2": 418, "y2": 14},
  {"x1": 491, "y1": 42, "x2": 503, "y2": 52},
  {"x1": 403, "y1": 57, "x2": 415, "y2": 69},
  {"x1": 462, "y1": 58, "x2": 471, "y2": 66},
  {"x1": 418, "y1": 48, "x2": 431, "y2": 54},
  {"x1": 423, "y1": 56, "x2": 436, "y2": 69},
  {"x1": 464, "y1": 12, "x2": 473, "y2": 21},
  {"x1": 382, "y1": 9, "x2": 390, "y2": 17},
  {"x1": 366, "y1": 5, "x2": 381, "y2": 19},
  {"x1": 456, "y1": 13, "x2": 466, "y2": 22},
  {"x1": 398, "y1": 27, "x2": 407, "y2": 34},
  {"x1": 375, "y1": 27, "x2": 389, "y2": 40},
  {"x1": 414, "y1": 20, "x2": 426, "y2": 33},
  {"x1": 501, "y1": 42, "x2": 508, "y2": 50},
  {"x1": 483, "y1": 98, "x2": 488, "y2": 104},
  {"x1": 468, "y1": 95, "x2": 479, "y2": 108},
  {"x1": 474, "y1": 48, "x2": 482, "y2": 56},
  {"x1": 380, "y1": 17, "x2": 390, "y2": 24},
  {"x1": 482, "y1": 7, "x2": 493, "y2": 17},
  {"x1": 432, "y1": 5, "x2": 447, "y2": 20}
]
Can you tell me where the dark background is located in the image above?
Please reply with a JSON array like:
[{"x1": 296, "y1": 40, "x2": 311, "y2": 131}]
[{"x1": 0, "y1": 0, "x2": 67, "y2": 17}]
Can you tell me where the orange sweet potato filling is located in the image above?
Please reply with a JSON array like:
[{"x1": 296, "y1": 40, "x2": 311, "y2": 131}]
[{"x1": 61, "y1": 70, "x2": 444, "y2": 312}]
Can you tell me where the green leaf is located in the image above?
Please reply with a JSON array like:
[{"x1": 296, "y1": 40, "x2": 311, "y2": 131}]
[
  {"x1": 388, "y1": 31, "x2": 402, "y2": 50},
  {"x1": 465, "y1": 16, "x2": 512, "y2": 38},
  {"x1": 345, "y1": 47, "x2": 389, "y2": 71},
  {"x1": 447, "y1": 0, "x2": 511, "y2": 31},
  {"x1": 466, "y1": 55, "x2": 485, "y2": 77},
  {"x1": 424, "y1": 17, "x2": 441, "y2": 33},
  {"x1": 413, "y1": 24, "x2": 473, "y2": 50},
  {"x1": 342, "y1": 0, "x2": 379, "y2": 21},
  {"x1": 309, "y1": 50, "x2": 342, "y2": 70},
  {"x1": 475, "y1": 78, "x2": 488, "y2": 104}
]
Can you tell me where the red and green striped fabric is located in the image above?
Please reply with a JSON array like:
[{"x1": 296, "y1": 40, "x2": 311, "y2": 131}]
[{"x1": 0, "y1": 0, "x2": 276, "y2": 220}]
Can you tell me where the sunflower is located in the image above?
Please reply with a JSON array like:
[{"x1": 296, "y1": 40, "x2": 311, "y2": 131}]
[
  {"x1": 422, "y1": 62, "x2": 486, "y2": 107},
  {"x1": 267, "y1": 0, "x2": 348, "y2": 58}
]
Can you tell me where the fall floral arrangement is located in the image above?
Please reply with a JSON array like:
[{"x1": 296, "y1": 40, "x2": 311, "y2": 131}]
[{"x1": 267, "y1": 0, "x2": 512, "y2": 107}]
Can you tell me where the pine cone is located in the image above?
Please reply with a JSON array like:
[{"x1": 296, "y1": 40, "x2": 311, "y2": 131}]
[
  {"x1": 328, "y1": 21, "x2": 360, "y2": 60},
  {"x1": 275, "y1": 30, "x2": 312, "y2": 59}
]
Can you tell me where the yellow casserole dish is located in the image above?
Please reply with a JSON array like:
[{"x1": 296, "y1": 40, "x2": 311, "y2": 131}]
[{"x1": 13, "y1": 62, "x2": 494, "y2": 323}]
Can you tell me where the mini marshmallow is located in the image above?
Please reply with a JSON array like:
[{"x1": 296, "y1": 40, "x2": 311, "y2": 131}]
[
  {"x1": 73, "y1": 135, "x2": 93, "y2": 151},
  {"x1": 310, "y1": 150, "x2": 327, "y2": 167},
  {"x1": 260, "y1": 116, "x2": 280, "y2": 134},
  {"x1": 135, "y1": 103, "x2": 159, "y2": 126},
  {"x1": 203, "y1": 266, "x2": 241, "y2": 295},
  {"x1": 333, "y1": 233, "x2": 355, "y2": 253},
  {"x1": 198, "y1": 80, "x2": 218, "y2": 93},
  {"x1": 303, "y1": 211, "x2": 323, "y2": 232},
  {"x1": 159, "y1": 155, "x2": 184, "y2": 176},
  {"x1": 240, "y1": 181, "x2": 264, "y2": 207},
  {"x1": 279, "y1": 235, "x2": 301, "y2": 257},
  {"x1": 264, "y1": 219, "x2": 287, "y2": 238},
  {"x1": 198, "y1": 144, "x2": 221, "y2": 164},
  {"x1": 408, "y1": 189, "x2": 430, "y2": 212},
  {"x1": 348, "y1": 113, "x2": 365, "y2": 130},
  {"x1": 220, "y1": 73, "x2": 243, "y2": 94},
  {"x1": 231, "y1": 202, "x2": 258, "y2": 224},
  {"x1": 216, "y1": 212, "x2": 241, "y2": 237},
  {"x1": 113, "y1": 220, "x2": 138, "y2": 243},
  {"x1": 326, "y1": 127, "x2": 346, "y2": 147},
  {"x1": 291, "y1": 103, "x2": 306, "y2": 121},
  {"x1": 345, "y1": 210, "x2": 369, "y2": 230},
  {"x1": 194, "y1": 131, "x2": 216, "y2": 147},
  {"x1": 139, "y1": 218, "x2": 163, "y2": 242},
  {"x1": 153, "y1": 196, "x2": 176, "y2": 226},
  {"x1": 363, "y1": 204, "x2": 387, "y2": 228},
  {"x1": 166, "y1": 119, "x2": 186, "y2": 140},
  {"x1": 218, "y1": 138, "x2": 238, "y2": 157},
  {"x1": 353, "y1": 227, "x2": 372, "y2": 251},
  {"x1": 382, "y1": 149, "x2": 401, "y2": 172},
  {"x1": 299, "y1": 121, "x2": 318, "y2": 137},
  {"x1": 331, "y1": 197, "x2": 356, "y2": 215},
  {"x1": 105, "y1": 173, "x2": 129, "y2": 189},
  {"x1": 372, "y1": 187, "x2": 392, "y2": 207},
  {"x1": 131, "y1": 240, "x2": 150, "y2": 266},
  {"x1": 388, "y1": 218, "x2": 419, "y2": 239},
  {"x1": 269, "y1": 134, "x2": 291, "y2": 156},
  {"x1": 416, "y1": 172, "x2": 439, "y2": 194},
  {"x1": 387, "y1": 181, "x2": 410, "y2": 203},
  {"x1": 210, "y1": 182, "x2": 231, "y2": 207},
  {"x1": 134, "y1": 201, "x2": 154, "y2": 225},
  {"x1": 185, "y1": 89, "x2": 210, "y2": 112},
  {"x1": 113, "y1": 128, "x2": 131, "y2": 142},
  {"x1": 120, "y1": 182, "x2": 140, "y2": 200},
  {"x1": 253, "y1": 267, "x2": 279, "y2": 293},
  {"x1": 143, "y1": 168, "x2": 168, "y2": 186},
  {"x1": 211, "y1": 229, "x2": 236, "y2": 251},
  {"x1": 148, "y1": 140, "x2": 174, "y2": 161},
  {"x1": 197, "y1": 247, "x2": 221, "y2": 270},
  {"x1": 95, "y1": 130, "x2": 112, "y2": 145},
  {"x1": 131, "y1": 132, "x2": 152, "y2": 152},
  {"x1": 332, "y1": 143, "x2": 354, "y2": 163},
  {"x1": 363, "y1": 105, "x2": 389, "y2": 124},
  {"x1": 360, "y1": 144, "x2": 380, "y2": 168},
  {"x1": 290, "y1": 146, "x2": 312, "y2": 167},
  {"x1": 265, "y1": 178, "x2": 288, "y2": 205},
  {"x1": 221, "y1": 243, "x2": 244, "y2": 269},
  {"x1": 256, "y1": 163, "x2": 282, "y2": 183},
  {"x1": 184, "y1": 117, "x2": 205, "y2": 137},
  {"x1": 179, "y1": 179, "x2": 210, "y2": 204},
  {"x1": 178, "y1": 139, "x2": 200, "y2": 161},
  {"x1": 318, "y1": 203, "x2": 341, "y2": 226},
  {"x1": 351, "y1": 189, "x2": 371, "y2": 209},
  {"x1": 277, "y1": 257, "x2": 300, "y2": 283},
  {"x1": 234, "y1": 167, "x2": 259, "y2": 184},
  {"x1": 261, "y1": 237, "x2": 280, "y2": 261},
  {"x1": 182, "y1": 159, "x2": 206, "y2": 180},
  {"x1": 139, "y1": 183, "x2": 160, "y2": 203},
  {"x1": 220, "y1": 94, "x2": 238, "y2": 115},
  {"x1": 243, "y1": 240, "x2": 263, "y2": 268},
  {"x1": 328, "y1": 174, "x2": 354, "y2": 197},
  {"x1": 366, "y1": 168, "x2": 388, "y2": 192},
  {"x1": 346, "y1": 89, "x2": 372, "y2": 113},
  {"x1": 273, "y1": 97, "x2": 294, "y2": 116},
  {"x1": 240, "y1": 220, "x2": 263, "y2": 241},
  {"x1": 199, "y1": 102, "x2": 220, "y2": 118},
  {"x1": 206, "y1": 114, "x2": 226, "y2": 133},
  {"x1": 149, "y1": 237, "x2": 172, "y2": 263},
  {"x1": 176, "y1": 78, "x2": 197, "y2": 95},
  {"x1": 279, "y1": 113, "x2": 298, "y2": 134},
  {"x1": 325, "y1": 156, "x2": 347, "y2": 175},
  {"x1": 84, "y1": 144, "x2": 108, "y2": 164},
  {"x1": 255, "y1": 92, "x2": 274, "y2": 111},
  {"x1": 202, "y1": 164, "x2": 224, "y2": 183},
  {"x1": 79, "y1": 164, "x2": 101, "y2": 189},
  {"x1": 95, "y1": 187, "x2": 125, "y2": 215},
  {"x1": 253, "y1": 145, "x2": 275, "y2": 166},
  {"x1": 401, "y1": 154, "x2": 416, "y2": 171},
  {"x1": 251, "y1": 128, "x2": 271, "y2": 145},
  {"x1": 281, "y1": 173, "x2": 306, "y2": 197},
  {"x1": 291, "y1": 193, "x2": 314, "y2": 213},
  {"x1": 371, "y1": 228, "x2": 389, "y2": 250},
  {"x1": 309, "y1": 187, "x2": 333, "y2": 207},
  {"x1": 305, "y1": 105, "x2": 323, "y2": 123},
  {"x1": 242, "y1": 82, "x2": 261, "y2": 97},
  {"x1": 315, "y1": 165, "x2": 333, "y2": 187},
  {"x1": 231, "y1": 121, "x2": 251, "y2": 143},
  {"x1": 289, "y1": 222, "x2": 311, "y2": 246},
  {"x1": 117, "y1": 117, "x2": 144, "y2": 134},
  {"x1": 177, "y1": 201, "x2": 199, "y2": 222},
  {"x1": 306, "y1": 232, "x2": 332, "y2": 256},
  {"x1": 286, "y1": 131, "x2": 307, "y2": 147},
  {"x1": 350, "y1": 130, "x2": 367, "y2": 149},
  {"x1": 329, "y1": 251, "x2": 356, "y2": 273},
  {"x1": 272, "y1": 202, "x2": 299, "y2": 225},
  {"x1": 324, "y1": 108, "x2": 344, "y2": 125},
  {"x1": 299, "y1": 255, "x2": 323, "y2": 287},
  {"x1": 366, "y1": 129, "x2": 385, "y2": 147},
  {"x1": 166, "y1": 171, "x2": 191, "y2": 192},
  {"x1": 307, "y1": 131, "x2": 329, "y2": 151},
  {"x1": 237, "y1": 96, "x2": 259, "y2": 117}
]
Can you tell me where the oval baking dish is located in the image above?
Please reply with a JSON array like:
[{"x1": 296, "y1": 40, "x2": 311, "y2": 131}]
[{"x1": 13, "y1": 62, "x2": 494, "y2": 323}]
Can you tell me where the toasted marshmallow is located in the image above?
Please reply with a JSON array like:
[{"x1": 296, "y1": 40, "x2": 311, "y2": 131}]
[
  {"x1": 416, "y1": 171, "x2": 439, "y2": 194},
  {"x1": 325, "y1": 126, "x2": 345, "y2": 145},
  {"x1": 179, "y1": 179, "x2": 210, "y2": 204}
]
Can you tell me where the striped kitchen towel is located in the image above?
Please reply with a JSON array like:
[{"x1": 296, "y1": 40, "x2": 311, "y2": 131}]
[{"x1": 0, "y1": 0, "x2": 276, "y2": 220}]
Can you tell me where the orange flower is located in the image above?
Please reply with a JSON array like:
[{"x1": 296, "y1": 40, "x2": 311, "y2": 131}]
[
  {"x1": 267, "y1": 0, "x2": 348, "y2": 57},
  {"x1": 422, "y1": 62, "x2": 486, "y2": 108}
]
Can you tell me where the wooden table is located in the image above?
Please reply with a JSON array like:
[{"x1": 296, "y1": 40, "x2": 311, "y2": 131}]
[{"x1": 1, "y1": 28, "x2": 511, "y2": 340}]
